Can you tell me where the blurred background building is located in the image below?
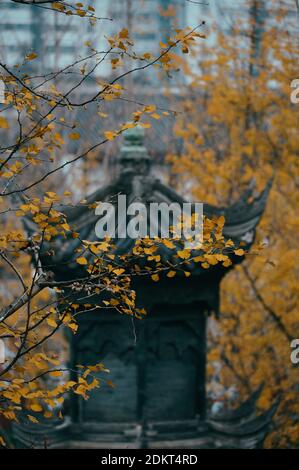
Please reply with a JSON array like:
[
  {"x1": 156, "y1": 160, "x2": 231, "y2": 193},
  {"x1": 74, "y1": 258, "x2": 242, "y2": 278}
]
[
  {"x1": 1, "y1": 1, "x2": 297, "y2": 72},
  {"x1": 0, "y1": 0, "x2": 296, "y2": 192},
  {"x1": 0, "y1": 0, "x2": 186, "y2": 80},
  {"x1": 0, "y1": 0, "x2": 109, "y2": 72},
  {"x1": 109, "y1": 0, "x2": 186, "y2": 54}
]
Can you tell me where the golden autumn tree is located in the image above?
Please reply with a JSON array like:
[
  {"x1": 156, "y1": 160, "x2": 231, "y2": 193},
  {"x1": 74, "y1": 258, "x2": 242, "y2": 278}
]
[
  {"x1": 0, "y1": 0, "x2": 224, "y2": 448},
  {"x1": 167, "y1": 0, "x2": 299, "y2": 448}
]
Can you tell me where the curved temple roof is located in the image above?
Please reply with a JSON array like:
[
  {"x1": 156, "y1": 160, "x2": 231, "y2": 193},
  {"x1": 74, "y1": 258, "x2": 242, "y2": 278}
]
[
  {"x1": 13, "y1": 385, "x2": 278, "y2": 449},
  {"x1": 22, "y1": 126, "x2": 270, "y2": 274}
]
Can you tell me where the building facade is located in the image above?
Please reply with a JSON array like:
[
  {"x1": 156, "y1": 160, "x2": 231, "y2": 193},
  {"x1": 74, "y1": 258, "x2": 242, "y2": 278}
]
[{"x1": 0, "y1": 0, "x2": 109, "y2": 72}]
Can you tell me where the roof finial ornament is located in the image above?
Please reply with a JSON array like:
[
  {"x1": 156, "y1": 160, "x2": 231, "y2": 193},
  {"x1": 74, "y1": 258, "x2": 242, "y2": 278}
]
[{"x1": 118, "y1": 124, "x2": 151, "y2": 177}]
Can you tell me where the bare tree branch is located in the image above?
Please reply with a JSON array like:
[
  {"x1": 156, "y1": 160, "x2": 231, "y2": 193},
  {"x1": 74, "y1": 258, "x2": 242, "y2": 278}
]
[
  {"x1": 242, "y1": 265, "x2": 292, "y2": 341},
  {"x1": 11, "y1": 0, "x2": 60, "y2": 3}
]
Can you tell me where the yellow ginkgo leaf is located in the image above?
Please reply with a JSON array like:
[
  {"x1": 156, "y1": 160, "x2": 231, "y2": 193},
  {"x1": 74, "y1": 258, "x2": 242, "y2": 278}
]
[
  {"x1": 30, "y1": 403, "x2": 42, "y2": 412},
  {"x1": 223, "y1": 259, "x2": 232, "y2": 267},
  {"x1": 104, "y1": 131, "x2": 116, "y2": 141},
  {"x1": 69, "y1": 132, "x2": 80, "y2": 140},
  {"x1": 167, "y1": 270, "x2": 176, "y2": 278},
  {"x1": 119, "y1": 28, "x2": 129, "y2": 38},
  {"x1": 1, "y1": 171, "x2": 13, "y2": 178},
  {"x1": 49, "y1": 370, "x2": 63, "y2": 377},
  {"x1": 76, "y1": 256, "x2": 88, "y2": 265},
  {"x1": 234, "y1": 249, "x2": 245, "y2": 256},
  {"x1": 47, "y1": 318, "x2": 57, "y2": 328},
  {"x1": 0, "y1": 117, "x2": 9, "y2": 129},
  {"x1": 177, "y1": 249, "x2": 190, "y2": 260},
  {"x1": 26, "y1": 53, "x2": 38, "y2": 61},
  {"x1": 68, "y1": 322, "x2": 78, "y2": 333},
  {"x1": 114, "y1": 268, "x2": 125, "y2": 275},
  {"x1": 27, "y1": 415, "x2": 39, "y2": 424}
]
